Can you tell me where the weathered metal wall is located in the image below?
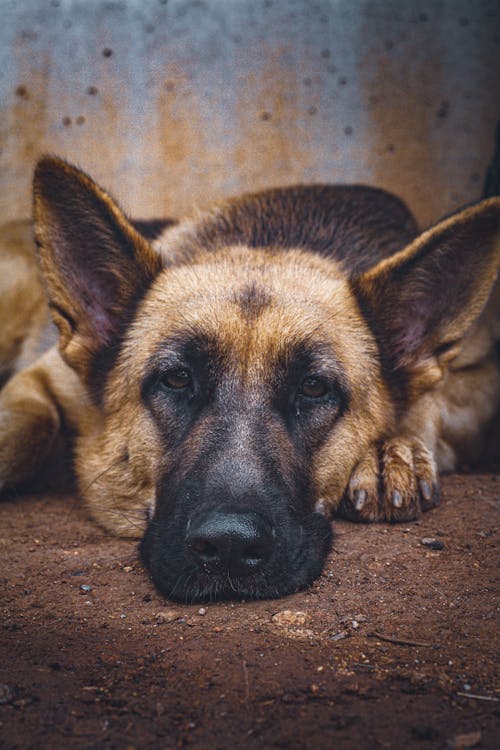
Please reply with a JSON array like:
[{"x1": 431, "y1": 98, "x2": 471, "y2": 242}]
[{"x1": 1, "y1": 0, "x2": 499, "y2": 228}]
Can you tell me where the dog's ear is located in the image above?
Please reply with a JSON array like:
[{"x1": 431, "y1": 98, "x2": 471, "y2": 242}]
[
  {"x1": 34, "y1": 156, "x2": 163, "y2": 380},
  {"x1": 353, "y1": 198, "x2": 500, "y2": 393}
]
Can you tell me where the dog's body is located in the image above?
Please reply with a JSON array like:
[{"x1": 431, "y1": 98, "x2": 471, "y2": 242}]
[{"x1": 0, "y1": 158, "x2": 499, "y2": 601}]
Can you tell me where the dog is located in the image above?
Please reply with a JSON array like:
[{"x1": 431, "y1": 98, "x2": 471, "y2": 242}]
[{"x1": 0, "y1": 156, "x2": 499, "y2": 602}]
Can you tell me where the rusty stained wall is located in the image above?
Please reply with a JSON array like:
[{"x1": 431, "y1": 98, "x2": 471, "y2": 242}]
[{"x1": 0, "y1": 0, "x2": 499, "y2": 229}]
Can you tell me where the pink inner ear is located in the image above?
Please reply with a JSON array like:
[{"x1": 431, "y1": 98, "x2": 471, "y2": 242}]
[
  {"x1": 65, "y1": 262, "x2": 121, "y2": 347},
  {"x1": 392, "y1": 309, "x2": 428, "y2": 366},
  {"x1": 84, "y1": 299, "x2": 116, "y2": 345},
  {"x1": 392, "y1": 292, "x2": 433, "y2": 367}
]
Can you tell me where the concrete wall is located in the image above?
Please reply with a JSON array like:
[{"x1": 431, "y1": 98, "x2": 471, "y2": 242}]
[{"x1": 1, "y1": 0, "x2": 499, "y2": 228}]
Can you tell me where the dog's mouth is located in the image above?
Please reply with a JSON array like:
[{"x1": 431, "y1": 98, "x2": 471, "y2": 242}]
[{"x1": 140, "y1": 508, "x2": 332, "y2": 603}]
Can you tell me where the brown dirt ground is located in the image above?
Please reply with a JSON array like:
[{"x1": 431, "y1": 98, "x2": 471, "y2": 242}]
[{"x1": 0, "y1": 472, "x2": 499, "y2": 750}]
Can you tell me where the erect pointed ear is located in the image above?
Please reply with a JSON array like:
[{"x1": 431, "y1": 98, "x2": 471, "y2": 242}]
[
  {"x1": 352, "y1": 198, "x2": 500, "y2": 393},
  {"x1": 33, "y1": 156, "x2": 163, "y2": 382}
]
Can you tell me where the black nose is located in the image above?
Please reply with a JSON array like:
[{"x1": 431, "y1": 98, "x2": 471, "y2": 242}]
[{"x1": 186, "y1": 508, "x2": 273, "y2": 577}]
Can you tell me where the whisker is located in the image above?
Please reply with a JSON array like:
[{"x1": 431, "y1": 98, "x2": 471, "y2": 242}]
[
  {"x1": 63, "y1": 454, "x2": 149, "y2": 531},
  {"x1": 91, "y1": 505, "x2": 146, "y2": 533},
  {"x1": 170, "y1": 570, "x2": 191, "y2": 600},
  {"x1": 61, "y1": 455, "x2": 125, "y2": 522},
  {"x1": 79, "y1": 454, "x2": 129, "y2": 498}
]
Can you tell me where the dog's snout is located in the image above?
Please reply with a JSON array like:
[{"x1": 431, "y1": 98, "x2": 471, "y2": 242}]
[{"x1": 186, "y1": 508, "x2": 273, "y2": 577}]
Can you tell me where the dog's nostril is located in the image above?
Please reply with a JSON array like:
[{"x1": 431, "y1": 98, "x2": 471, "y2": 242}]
[
  {"x1": 186, "y1": 508, "x2": 273, "y2": 576},
  {"x1": 190, "y1": 538, "x2": 219, "y2": 563},
  {"x1": 241, "y1": 544, "x2": 268, "y2": 564}
]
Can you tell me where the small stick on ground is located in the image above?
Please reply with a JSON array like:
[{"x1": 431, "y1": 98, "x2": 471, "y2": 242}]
[
  {"x1": 242, "y1": 659, "x2": 250, "y2": 705},
  {"x1": 456, "y1": 692, "x2": 499, "y2": 702},
  {"x1": 368, "y1": 631, "x2": 432, "y2": 648}
]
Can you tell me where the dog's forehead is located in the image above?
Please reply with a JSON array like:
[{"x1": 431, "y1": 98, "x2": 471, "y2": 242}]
[{"x1": 126, "y1": 247, "x2": 370, "y2": 373}]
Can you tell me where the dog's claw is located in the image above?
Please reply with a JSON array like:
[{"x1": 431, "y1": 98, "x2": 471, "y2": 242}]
[
  {"x1": 419, "y1": 480, "x2": 432, "y2": 502},
  {"x1": 314, "y1": 498, "x2": 328, "y2": 516},
  {"x1": 391, "y1": 490, "x2": 403, "y2": 508},
  {"x1": 420, "y1": 480, "x2": 440, "y2": 510},
  {"x1": 354, "y1": 489, "x2": 367, "y2": 510}
]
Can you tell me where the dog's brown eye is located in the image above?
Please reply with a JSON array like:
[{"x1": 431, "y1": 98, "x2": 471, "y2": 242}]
[
  {"x1": 300, "y1": 376, "x2": 328, "y2": 399},
  {"x1": 161, "y1": 370, "x2": 192, "y2": 390}
]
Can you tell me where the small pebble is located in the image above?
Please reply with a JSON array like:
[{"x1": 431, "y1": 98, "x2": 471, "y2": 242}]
[
  {"x1": 155, "y1": 609, "x2": 181, "y2": 624},
  {"x1": 79, "y1": 584, "x2": 92, "y2": 592},
  {"x1": 421, "y1": 537, "x2": 445, "y2": 550},
  {"x1": 271, "y1": 610, "x2": 310, "y2": 627},
  {"x1": 330, "y1": 631, "x2": 347, "y2": 641}
]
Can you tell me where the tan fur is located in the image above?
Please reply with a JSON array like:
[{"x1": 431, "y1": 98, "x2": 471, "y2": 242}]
[
  {"x1": 0, "y1": 221, "x2": 55, "y2": 384},
  {"x1": 0, "y1": 157, "x2": 499, "y2": 543}
]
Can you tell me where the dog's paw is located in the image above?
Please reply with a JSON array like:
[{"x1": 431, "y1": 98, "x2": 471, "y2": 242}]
[{"x1": 338, "y1": 436, "x2": 439, "y2": 523}]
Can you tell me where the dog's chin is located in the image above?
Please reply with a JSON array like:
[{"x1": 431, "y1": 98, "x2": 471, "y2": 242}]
[
  {"x1": 140, "y1": 512, "x2": 333, "y2": 603},
  {"x1": 150, "y1": 570, "x2": 303, "y2": 604}
]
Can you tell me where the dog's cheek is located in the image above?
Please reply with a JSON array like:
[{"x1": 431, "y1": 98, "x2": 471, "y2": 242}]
[{"x1": 75, "y1": 406, "x2": 162, "y2": 538}]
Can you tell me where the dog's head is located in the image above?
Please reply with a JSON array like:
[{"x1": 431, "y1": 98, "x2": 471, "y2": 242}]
[{"x1": 33, "y1": 158, "x2": 500, "y2": 601}]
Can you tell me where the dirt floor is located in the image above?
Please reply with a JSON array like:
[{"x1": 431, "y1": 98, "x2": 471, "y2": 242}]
[{"x1": 0, "y1": 472, "x2": 498, "y2": 750}]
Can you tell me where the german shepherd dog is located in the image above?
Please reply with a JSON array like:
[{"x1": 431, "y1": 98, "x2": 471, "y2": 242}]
[{"x1": 0, "y1": 154, "x2": 499, "y2": 602}]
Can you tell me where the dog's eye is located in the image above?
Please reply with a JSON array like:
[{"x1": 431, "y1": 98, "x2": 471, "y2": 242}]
[
  {"x1": 160, "y1": 370, "x2": 192, "y2": 391},
  {"x1": 299, "y1": 376, "x2": 329, "y2": 399}
]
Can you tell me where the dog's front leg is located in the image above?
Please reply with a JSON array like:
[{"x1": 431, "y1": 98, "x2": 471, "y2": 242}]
[
  {"x1": 0, "y1": 346, "x2": 93, "y2": 492},
  {"x1": 339, "y1": 340, "x2": 500, "y2": 523}
]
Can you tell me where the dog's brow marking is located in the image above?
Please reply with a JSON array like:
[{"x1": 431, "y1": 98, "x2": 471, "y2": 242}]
[{"x1": 236, "y1": 282, "x2": 272, "y2": 321}]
